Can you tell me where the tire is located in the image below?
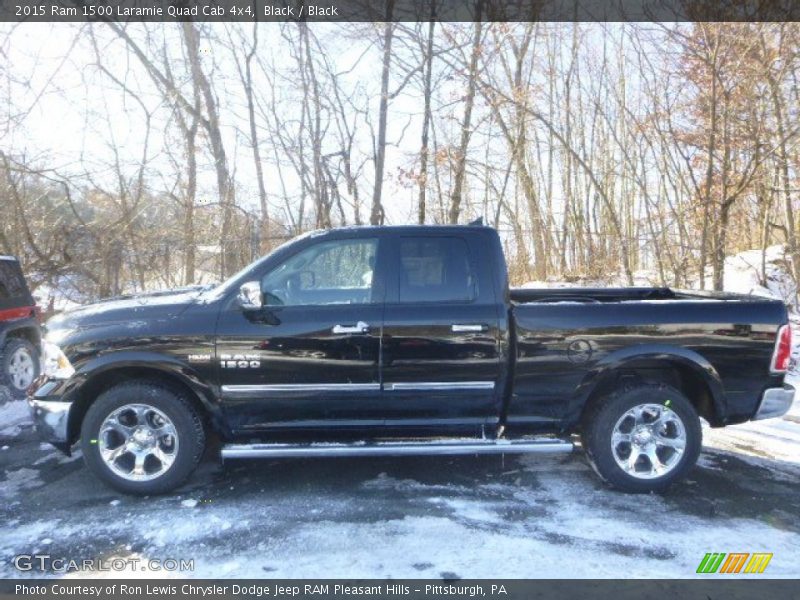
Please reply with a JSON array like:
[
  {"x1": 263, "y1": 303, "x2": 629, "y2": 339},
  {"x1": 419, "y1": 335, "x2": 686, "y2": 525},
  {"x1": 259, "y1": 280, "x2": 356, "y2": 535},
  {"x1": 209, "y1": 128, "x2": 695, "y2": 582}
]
[
  {"x1": 581, "y1": 383, "x2": 702, "y2": 493},
  {"x1": 0, "y1": 338, "x2": 41, "y2": 400},
  {"x1": 81, "y1": 382, "x2": 205, "y2": 495}
]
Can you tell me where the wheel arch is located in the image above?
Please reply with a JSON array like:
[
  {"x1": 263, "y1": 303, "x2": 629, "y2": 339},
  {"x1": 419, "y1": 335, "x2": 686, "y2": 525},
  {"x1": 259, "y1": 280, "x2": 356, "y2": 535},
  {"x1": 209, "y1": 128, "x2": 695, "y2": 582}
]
[
  {"x1": 0, "y1": 320, "x2": 42, "y2": 349},
  {"x1": 66, "y1": 356, "x2": 224, "y2": 446},
  {"x1": 574, "y1": 346, "x2": 727, "y2": 427}
]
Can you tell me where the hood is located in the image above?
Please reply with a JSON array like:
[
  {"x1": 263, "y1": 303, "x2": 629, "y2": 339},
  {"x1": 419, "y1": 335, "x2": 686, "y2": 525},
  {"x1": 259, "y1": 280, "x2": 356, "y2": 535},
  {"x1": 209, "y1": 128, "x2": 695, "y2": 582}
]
[{"x1": 45, "y1": 286, "x2": 210, "y2": 338}]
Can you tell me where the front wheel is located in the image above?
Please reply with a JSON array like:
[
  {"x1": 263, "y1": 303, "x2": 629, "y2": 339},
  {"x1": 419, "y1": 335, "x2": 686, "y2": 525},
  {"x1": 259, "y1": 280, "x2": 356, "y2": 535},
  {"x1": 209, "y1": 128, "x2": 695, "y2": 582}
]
[
  {"x1": 581, "y1": 383, "x2": 702, "y2": 493},
  {"x1": 81, "y1": 382, "x2": 205, "y2": 495}
]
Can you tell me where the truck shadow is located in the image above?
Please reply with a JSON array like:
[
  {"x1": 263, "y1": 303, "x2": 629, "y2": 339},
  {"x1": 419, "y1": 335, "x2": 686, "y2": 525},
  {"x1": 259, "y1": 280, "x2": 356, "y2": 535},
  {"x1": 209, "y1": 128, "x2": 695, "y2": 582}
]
[
  {"x1": 180, "y1": 443, "x2": 800, "y2": 534},
  {"x1": 3, "y1": 428, "x2": 799, "y2": 536}
]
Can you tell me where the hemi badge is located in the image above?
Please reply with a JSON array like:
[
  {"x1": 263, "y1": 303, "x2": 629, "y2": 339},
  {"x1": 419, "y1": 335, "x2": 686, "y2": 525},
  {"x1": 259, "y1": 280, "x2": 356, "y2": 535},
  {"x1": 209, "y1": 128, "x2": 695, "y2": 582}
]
[{"x1": 187, "y1": 354, "x2": 212, "y2": 363}]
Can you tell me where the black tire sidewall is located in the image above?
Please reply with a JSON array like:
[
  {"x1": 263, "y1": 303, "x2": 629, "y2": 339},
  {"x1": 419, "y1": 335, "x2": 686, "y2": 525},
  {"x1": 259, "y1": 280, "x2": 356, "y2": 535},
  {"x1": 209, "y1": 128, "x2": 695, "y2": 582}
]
[
  {"x1": 583, "y1": 384, "x2": 702, "y2": 493},
  {"x1": 1, "y1": 338, "x2": 41, "y2": 399},
  {"x1": 81, "y1": 383, "x2": 204, "y2": 495}
]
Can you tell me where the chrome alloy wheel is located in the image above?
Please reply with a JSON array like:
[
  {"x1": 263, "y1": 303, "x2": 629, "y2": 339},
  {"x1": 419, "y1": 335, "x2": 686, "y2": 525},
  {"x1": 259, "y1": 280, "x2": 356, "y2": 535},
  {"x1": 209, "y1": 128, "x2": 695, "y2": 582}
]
[
  {"x1": 98, "y1": 404, "x2": 179, "y2": 481},
  {"x1": 611, "y1": 403, "x2": 687, "y2": 479},
  {"x1": 8, "y1": 347, "x2": 35, "y2": 390}
]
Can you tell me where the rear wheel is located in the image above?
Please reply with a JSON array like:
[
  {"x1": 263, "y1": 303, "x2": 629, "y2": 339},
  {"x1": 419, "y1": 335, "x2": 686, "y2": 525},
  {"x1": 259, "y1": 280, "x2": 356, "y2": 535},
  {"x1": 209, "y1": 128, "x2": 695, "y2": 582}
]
[
  {"x1": 581, "y1": 383, "x2": 702, "y2": 493},
  {"x1": 81, "y1": 382, "x2": 205, "y2": 495},
  {"x1": 1, "y1": 338, "x2": 40, "y2": 399}
]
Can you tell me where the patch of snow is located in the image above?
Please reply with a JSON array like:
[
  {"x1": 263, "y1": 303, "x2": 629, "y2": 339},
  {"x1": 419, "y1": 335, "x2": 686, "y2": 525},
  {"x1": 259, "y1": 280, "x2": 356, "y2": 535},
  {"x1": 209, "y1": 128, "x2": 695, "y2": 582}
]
[
  {"x1": 721, "y1": 245, "x2": 797, "y2": 306},
  {"x1": 0, "y1": 399, "x2": 31, "y2": 435},
  {"x1": 703, "y1": 420, "x2": 800, "y2": 472},
  {"x1": 31, "y1": 282, "x2": 84, "y2": 314},
  {"x1": 32, "y1": 450, "x2": 80, "y2": 466},
  {"x1": 427, "y1": 497, "x2": 505, "y2": 525},
  {"x1": 363, "y1": 472, "x2": 471, "y2": 495},
  {"x1": 0, "y1": 468, "x2": 43, "y2": 499},
  {"x1": 181, "y1": 499, "x2": 198, "y2": 508},
  {"x1": 783, "y1": 372, "x2": 800, "y2": 416}
]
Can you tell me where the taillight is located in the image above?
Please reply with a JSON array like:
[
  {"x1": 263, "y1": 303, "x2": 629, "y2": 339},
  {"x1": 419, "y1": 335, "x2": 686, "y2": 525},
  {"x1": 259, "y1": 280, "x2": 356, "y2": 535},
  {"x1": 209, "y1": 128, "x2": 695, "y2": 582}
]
[{"x1": 770, "y1": 324, "x2": 792, "y2": 373}]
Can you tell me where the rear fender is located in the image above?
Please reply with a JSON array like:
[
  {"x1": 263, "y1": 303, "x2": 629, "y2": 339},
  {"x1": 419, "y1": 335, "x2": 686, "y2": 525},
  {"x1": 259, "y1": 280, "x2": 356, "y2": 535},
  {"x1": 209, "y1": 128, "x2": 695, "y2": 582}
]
[{"x1": 571, "y1": 344, "x2": 727, "y2": 425}]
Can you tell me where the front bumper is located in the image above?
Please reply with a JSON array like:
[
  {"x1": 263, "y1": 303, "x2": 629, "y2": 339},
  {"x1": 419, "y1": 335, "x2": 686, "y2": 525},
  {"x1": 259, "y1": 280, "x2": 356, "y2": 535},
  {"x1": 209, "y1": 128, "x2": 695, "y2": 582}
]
[
  {"x1": 752, "y1": 384, "x2": 795, "y2": 421},
  {"x1": 28, "y1": 397, "x2": 73, "y2": 453}
]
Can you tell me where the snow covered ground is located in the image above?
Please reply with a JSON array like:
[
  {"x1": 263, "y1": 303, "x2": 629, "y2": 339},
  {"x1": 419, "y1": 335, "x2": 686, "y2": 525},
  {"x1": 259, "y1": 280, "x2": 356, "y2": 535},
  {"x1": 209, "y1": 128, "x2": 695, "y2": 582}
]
[
  {"x1": 0, "y1": 390, "x2": 30, "y2": 439},
  {"x1": 1, "y1": 398, "x2": 798, "y2": 579}
]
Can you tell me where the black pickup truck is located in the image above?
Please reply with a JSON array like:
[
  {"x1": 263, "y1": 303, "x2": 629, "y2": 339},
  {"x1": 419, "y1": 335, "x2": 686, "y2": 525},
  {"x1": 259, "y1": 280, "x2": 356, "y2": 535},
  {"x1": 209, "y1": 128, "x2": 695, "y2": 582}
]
[{"x1": 29, "y1": 225, "x2": 794, "y2": 495}]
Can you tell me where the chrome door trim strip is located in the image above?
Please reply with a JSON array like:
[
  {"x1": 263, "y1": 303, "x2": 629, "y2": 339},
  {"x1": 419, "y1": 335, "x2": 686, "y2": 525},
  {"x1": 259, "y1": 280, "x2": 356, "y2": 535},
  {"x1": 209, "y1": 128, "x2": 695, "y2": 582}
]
[
  {"x1": 222, "y1": 383, "x2": 381, "y2": 394},
  {"x1": 384, "y1": 381, "x2": 495, "y2": 391},
  {"x1": 222, "y1": 382, "x2": 495, "y2": 394}
]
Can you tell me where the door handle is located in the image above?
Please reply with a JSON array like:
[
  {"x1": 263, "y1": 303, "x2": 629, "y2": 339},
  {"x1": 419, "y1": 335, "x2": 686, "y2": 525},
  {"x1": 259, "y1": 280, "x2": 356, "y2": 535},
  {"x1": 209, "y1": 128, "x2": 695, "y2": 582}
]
[
  {"x1": 451, "y1": 324, "x2": 488, "y2": 333},
  {"x1": 332, "y1": 321, "x2": 370, "y2": 334}
]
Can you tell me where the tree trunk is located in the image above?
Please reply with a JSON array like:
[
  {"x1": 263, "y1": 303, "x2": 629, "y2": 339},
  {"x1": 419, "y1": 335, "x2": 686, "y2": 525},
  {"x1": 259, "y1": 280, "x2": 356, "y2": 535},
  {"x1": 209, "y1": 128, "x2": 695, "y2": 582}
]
[
  {"x1": 371, "y1": 1, "x2": 394, "y2": 226},
  {"x1": 713, "y1": 200, "x2": 732, "y2": 291},
  {"x1": 448, "y1": 9, "x2": 482, "y2": 224},
  {"x1": 244, "y1": 23, "x2": 269, "y2": 243},
  {"x1": 181, "y1": 22, "x2": 235, "y2": 278},
  {"x1": 417, "y1": 18, "x2": 435, "y2": 224},
  {"x1": 699, "y1": 33, "x2": 720, "y2": 290}
]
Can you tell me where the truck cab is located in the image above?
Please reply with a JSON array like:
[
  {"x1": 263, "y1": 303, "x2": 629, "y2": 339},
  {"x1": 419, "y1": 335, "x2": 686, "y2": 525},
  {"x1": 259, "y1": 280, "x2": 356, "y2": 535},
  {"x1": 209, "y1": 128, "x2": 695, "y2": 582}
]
[{"x1": 215, "y1": 226, "x2": 507, "y2": 438}]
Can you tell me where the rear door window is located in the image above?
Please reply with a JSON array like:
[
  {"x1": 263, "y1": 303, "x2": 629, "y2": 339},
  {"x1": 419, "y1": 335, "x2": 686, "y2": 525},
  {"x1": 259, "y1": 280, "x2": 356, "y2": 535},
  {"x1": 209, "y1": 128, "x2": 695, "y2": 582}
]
[{"x1": 398, "y1": 237, "x2": 477, "y2": 303}]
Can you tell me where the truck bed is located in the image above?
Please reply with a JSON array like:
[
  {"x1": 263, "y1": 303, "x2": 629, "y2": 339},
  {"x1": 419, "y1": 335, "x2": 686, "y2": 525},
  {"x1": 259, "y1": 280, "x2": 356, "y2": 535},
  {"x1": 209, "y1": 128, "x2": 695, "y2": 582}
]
[{"x1": 507, "y1": 286, "x2": 788, "y2": 430}]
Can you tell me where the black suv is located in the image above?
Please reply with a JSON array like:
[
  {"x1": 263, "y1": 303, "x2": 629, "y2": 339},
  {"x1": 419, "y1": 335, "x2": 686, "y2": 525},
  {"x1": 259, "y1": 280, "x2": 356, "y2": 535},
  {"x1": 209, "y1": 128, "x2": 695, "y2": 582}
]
[{"x1": 0, "y1": 256, "x2": 41, "y2": 400}]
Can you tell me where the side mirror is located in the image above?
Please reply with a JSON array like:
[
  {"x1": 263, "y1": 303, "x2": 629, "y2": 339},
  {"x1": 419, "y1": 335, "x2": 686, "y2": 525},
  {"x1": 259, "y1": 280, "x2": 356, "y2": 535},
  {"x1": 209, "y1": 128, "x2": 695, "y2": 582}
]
[{"x1": 237, "y1": 281, "x2": 263, "y2": 310}]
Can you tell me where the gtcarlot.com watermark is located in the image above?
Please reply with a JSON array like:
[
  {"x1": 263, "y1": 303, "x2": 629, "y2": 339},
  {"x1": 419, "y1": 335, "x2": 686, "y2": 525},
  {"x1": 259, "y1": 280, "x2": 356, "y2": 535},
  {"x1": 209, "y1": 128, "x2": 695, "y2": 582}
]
[{"x1": 13, "y1": 554, "x2": 194, "y2": 573}]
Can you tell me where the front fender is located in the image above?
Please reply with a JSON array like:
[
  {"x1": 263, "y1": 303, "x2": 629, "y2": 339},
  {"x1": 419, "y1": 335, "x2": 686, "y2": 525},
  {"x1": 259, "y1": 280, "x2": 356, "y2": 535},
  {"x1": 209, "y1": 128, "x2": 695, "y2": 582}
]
[
  {"x1": 31, "y1": 350, "x2": 224, "y2": 448},
  {"x1": 76, "y1": 350, "x2": 217, "y2": 408},
  {"x1": 572, "y1": 344, "x2": 727, "y2": 425}
]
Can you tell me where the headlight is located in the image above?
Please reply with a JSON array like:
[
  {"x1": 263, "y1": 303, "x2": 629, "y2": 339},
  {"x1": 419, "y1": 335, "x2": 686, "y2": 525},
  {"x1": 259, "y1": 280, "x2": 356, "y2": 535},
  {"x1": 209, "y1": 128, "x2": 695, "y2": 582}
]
[{"x1": 42, "y1": 341, "x2": 76, "y2": 380}]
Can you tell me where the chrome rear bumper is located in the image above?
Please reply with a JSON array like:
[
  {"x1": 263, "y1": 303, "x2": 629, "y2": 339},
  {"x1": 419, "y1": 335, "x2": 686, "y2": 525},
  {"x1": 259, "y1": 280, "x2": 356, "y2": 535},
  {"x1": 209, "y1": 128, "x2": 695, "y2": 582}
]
[{"x1": 753, "y1": 385, "x2": 795, "y2": 421}]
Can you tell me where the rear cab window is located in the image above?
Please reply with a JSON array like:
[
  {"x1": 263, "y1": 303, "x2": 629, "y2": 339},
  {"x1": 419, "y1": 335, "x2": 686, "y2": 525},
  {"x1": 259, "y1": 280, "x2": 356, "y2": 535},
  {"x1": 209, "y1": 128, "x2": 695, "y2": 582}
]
[{"x1": 398, "y1": 237, "x2": 477, "y2": 303}]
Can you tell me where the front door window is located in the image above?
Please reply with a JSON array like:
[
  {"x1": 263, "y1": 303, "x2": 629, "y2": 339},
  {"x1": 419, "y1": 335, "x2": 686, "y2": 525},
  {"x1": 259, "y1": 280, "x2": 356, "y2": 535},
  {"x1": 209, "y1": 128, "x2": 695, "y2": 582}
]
[{"x1": 261, "y1": 238, "x2": 378, "y2": 307}]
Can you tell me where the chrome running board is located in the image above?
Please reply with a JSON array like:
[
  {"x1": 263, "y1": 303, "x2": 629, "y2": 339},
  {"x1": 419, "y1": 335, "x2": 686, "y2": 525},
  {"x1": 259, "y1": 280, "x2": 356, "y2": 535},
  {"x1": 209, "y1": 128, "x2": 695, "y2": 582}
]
[{"x1": 221, "y1": 437, "x2": 573, "y2": 459}]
